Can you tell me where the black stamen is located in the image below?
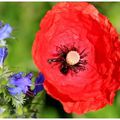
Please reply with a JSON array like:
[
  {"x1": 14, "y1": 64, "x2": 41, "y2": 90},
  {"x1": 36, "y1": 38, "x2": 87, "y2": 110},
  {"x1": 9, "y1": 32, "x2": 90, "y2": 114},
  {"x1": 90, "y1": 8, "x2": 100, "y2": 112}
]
[
  {"x1": 48, "y1": 58, "x2": 61, "y2": 64},
  {"x1": 78, "y1": 60, "x2": 87, "y2": 65},
  {"x1": 60, "y1": 64, "x2": 69, "y2": 74},
  {"x1": 80, "y1": 48, "x2": 86, "y2": 55}
]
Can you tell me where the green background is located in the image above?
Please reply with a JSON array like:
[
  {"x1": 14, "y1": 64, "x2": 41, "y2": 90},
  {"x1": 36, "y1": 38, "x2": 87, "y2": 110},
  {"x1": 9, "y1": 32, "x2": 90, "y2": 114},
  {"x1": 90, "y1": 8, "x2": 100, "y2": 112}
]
[{"x1": 0, "y1": 2, "x2": 120, "y2": 118}]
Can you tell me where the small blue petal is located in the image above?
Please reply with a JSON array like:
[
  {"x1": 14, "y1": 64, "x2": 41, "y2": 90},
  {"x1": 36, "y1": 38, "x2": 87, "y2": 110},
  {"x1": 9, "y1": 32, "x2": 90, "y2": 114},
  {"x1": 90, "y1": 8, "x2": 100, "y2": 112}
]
[
  {"x1": 33, "y1": 73, "x2": 44, "y2": 95},
  {"x1": 10, "y1": 78, "x2": 32, "y2": 87},
  {"x1": 0, "y1": 23, "x2": 13, "y2": 40},
  {"x1": 33, "y1": 85, "x2": 44, "y2": 95},
  {"x1": 13, "y1": 72, "x2": 24, "y2": 79},
  {"x1": 22, "y1": 86, "x2": 28, "y2": 94},
  {"x1": 35, "y1": 73, "x2": 44, "y2": 84},
  {"x1": 8, "y1": 87, "x2": 22, "y2": 95},
  {"x1": 0, "y1": 47, "x2": 8, "y2": 67},
  {"x1": 25, "y1": 72, "x2": 33, "y2": 79},
  {"x1": 9, "y1": 72, "x2": 24, "y2": 84},
  {"x1": 9, "y1": 72, "x2": 23, "y2": 80}
]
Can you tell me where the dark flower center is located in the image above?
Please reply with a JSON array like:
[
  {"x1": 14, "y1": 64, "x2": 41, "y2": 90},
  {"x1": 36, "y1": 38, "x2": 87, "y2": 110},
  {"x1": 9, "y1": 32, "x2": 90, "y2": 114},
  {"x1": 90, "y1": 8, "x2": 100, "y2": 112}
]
[{"x1": 48, "y1": 45, "x2": 87, "y2": 75}]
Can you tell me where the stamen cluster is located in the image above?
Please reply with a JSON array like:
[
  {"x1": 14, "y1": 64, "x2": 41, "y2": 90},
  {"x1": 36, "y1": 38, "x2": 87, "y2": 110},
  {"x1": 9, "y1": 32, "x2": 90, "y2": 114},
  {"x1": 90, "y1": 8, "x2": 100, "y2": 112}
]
[{"x1": 48, "y1": 45, "x2": 87, "y2": 75}]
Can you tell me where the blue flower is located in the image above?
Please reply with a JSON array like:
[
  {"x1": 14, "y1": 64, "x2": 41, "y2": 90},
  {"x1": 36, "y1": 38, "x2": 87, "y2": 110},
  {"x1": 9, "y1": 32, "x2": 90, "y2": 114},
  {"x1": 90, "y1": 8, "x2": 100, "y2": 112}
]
[
  {"x1": 8, "y1": 72, "x2": 33, "y2": 95},
  {"x1": 0, "y1": 47, "x2": 8, "y2": 68},
  {"x1": 0, "y1": 21, "x2": 12, "y2": 44},
  {"x1": 33, "y1": 73, "x2": 44, "y2": 95}
]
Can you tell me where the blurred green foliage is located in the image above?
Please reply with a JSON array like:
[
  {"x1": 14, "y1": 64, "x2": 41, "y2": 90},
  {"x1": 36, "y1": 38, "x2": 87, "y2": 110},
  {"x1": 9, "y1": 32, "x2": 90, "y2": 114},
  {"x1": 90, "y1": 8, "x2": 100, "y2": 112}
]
[{"x1": 0, "y1": 2, "x2": 120, "y2": 118}]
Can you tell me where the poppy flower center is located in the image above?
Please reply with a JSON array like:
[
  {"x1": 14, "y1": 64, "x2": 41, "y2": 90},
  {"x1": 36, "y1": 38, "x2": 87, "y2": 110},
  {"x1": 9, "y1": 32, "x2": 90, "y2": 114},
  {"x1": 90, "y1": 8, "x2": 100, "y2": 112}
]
[
  {"x1": 48, "y1": 46, "x2": 87, "y2": 75},
  {"x1": 66, "y1": 51, "x2": 80, "y2": 65}
]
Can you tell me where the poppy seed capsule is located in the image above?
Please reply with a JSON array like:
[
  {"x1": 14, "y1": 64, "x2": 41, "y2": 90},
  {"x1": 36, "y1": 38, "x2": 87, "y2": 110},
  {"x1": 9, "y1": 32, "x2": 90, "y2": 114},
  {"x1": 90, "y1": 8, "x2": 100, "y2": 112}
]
[{"x1": 66, "y1": 51, "x2": 80, "y2": 65}]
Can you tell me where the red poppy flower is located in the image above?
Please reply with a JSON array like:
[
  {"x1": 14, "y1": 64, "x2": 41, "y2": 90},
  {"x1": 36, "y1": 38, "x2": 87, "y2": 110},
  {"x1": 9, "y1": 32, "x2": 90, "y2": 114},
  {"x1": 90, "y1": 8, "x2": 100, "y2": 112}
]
[{"x1": 32, "y1": 2, "x2": 120, "y2": 114}]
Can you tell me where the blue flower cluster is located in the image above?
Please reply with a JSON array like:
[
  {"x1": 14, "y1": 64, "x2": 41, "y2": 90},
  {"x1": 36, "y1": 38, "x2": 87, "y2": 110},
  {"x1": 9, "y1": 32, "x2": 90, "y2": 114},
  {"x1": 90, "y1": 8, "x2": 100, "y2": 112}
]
[
  {"x1": 8, "y1": 72, "x2": 44, "y2": 96},
  {"x1": 0, "y1": 21, "x2": 12, "y2": 68},
  {"x1": 0, "y1": 21, "x2": 44, "y2": 97},
  {"x1": 0, "y1": 22, "x2": 12, "y2": 42},
  {"x1": 8, "y1": 72, "x2": 33, "y2": 95}
]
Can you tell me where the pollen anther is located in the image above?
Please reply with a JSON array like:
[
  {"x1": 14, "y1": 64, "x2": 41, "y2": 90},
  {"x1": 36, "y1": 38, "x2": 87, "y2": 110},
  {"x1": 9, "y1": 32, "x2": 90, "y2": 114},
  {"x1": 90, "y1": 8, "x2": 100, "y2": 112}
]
[{"x1": 66, "y1": 51, "x2": 80, "y2": 65}]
